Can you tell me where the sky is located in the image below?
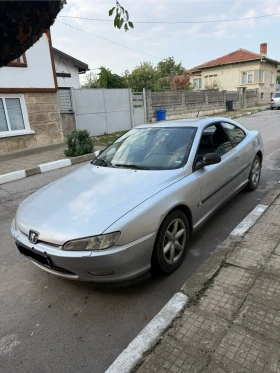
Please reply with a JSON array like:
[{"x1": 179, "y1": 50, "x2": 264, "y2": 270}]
[{"x1": 51, "y1": 0, "x2": 280, "y2": 84}]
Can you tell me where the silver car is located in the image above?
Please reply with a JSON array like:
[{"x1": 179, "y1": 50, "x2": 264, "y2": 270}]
[
  {"x1": 11, "y1": 117, "x2": 263, "y2": 282},
  {"x1": 270, "y1": 92, "x2": 280, "y2": 109}
]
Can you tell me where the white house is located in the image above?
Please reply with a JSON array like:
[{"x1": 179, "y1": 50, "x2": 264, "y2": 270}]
[
  {"x1": 0, "y1": 31, "x2": 88, "y2": 154},
  {"x1": 54, "y1": 48, "x2": 88, "y2": 89},
  {"x1": 53, "y1": 48, "x2": 88, "y2": 117}
]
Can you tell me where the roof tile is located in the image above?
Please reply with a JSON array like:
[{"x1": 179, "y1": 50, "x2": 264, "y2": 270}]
[{"x1": 196, "y1": 49, "x2": 261, "y2": 69}]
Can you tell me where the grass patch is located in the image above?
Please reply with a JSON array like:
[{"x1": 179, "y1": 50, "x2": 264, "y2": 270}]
[{"x1": 92, "y1": 131, "x2": 127, "y2": 148}]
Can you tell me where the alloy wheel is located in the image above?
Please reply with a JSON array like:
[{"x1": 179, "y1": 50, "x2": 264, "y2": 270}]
[
  {"x1": 251, "y1": 159, "x2": 260, "y2": 186},
  {"x1": 163, "y1": 218, "x2": 186, "y2": 264}
]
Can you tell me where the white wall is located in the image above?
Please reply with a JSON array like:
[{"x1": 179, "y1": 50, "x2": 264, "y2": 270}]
[
  {"x1": 54, "y1": 55, "x2": 80, "y2": 89},
  {"x1": 0, "y1": 34, "x2": 55, "y2": 89}
]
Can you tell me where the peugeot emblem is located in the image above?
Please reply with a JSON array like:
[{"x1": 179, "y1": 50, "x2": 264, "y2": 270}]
[{"x1": 29, "y1": 230, "x2": 39, "y2": 244}]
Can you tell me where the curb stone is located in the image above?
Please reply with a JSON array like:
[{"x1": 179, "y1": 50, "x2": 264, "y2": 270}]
[
  {"x1": 228, "y1": 106, "x2": 268, "y2": 120},
  {"x1": 0, "y1": 153, "x2": 95, "y2": 185},
  {"x1": 105, "y1": 293, "x2": 188, "y2": 373},
  {"x1": 106, "y1": 182, "x2": 278, "y2": 373}
]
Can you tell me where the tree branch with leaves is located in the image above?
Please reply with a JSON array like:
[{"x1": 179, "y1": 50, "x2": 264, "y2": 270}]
[{"x1": 109, "y1": 1, "x2": 134, "y2": 31}]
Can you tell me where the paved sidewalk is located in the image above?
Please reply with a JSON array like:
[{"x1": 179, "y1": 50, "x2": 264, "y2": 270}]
[
  {"x1": 0, "y1": 145, "x2": 104, "y2": 176},
  {"x1": 135, "y1": 191, "x2": 280, "y2": 373},
  {"x1": 0, "y1": 146, "x2": 67, "y2": 175}
]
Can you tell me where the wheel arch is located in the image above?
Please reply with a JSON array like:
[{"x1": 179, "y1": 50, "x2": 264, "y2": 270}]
[
  {"x1": 256, "y1": 150, "x2": 263, "y2": 166},
  {"x1": 159, "y1": 203, "x2": 193, "y2": 233}
]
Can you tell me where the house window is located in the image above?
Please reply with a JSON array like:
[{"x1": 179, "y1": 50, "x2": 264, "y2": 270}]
[
  {"x1": 0, "y1": 95, "x2": 32, "y2": 137},
  {"x1": 193, "y1": 78, "x2": 201, "y2": 90},
  {"x1": 260, "y1": 70, "x2": 265, "y2": 83},
  {"x1": 204, "y1": 74, "x2": 218, "y2": 86},
  {"x1": 260, "y1": 93, "x2": 264, "y2": 100},
  {"x1": 241, "y1": 71, "x2": 253, "y2": 84},
  {"x1": 271, "y1": 72, "x2": 275, "y2": 85},
  {"x1": 7, "y1": 53, "x2": 27, "y2": 68}
]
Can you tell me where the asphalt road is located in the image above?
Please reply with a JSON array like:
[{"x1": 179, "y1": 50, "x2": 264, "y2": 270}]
[{"x1": 1, "y1": 110, "x2": 280, "y2": 373}]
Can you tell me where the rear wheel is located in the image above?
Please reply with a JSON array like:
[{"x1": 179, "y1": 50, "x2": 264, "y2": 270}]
[
  {"x1": 151, "y1": 210, "x2": 189, "y2": 275},
  {"x1": 247, "y1": 155, "x2": 261, "y2": 191}
]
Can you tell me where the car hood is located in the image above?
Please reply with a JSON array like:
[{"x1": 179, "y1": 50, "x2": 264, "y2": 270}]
[{"x1": 16, "y1": 163, "x2": 183, "y2": 245}]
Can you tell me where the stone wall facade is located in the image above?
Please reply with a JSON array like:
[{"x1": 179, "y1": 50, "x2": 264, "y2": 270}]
[
  {"x1": 0, "y1": 92, "x2": 64, "y2": 154},
  {"x1": 60, "y1": 113, "x2": 76, "y2": 139}
]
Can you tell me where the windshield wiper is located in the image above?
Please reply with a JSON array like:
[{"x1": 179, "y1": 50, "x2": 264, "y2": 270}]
[
  {"x1": 114, "y1": 164, "x2": 150, "y2": 170},
  {"x1": 93, "y1": 158, "x2": 115, "y2": 168}
]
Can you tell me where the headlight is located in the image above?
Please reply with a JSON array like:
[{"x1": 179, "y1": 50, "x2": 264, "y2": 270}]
[{"x1": 62, "y1": 232, "x2": 121, "y2": 251}]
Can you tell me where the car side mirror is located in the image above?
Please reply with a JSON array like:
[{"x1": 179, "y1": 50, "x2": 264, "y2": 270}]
[{"x1": 194, "y1": 153, "x2": 221, "y2": 171}]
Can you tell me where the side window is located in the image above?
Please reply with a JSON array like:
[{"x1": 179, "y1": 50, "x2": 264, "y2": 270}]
[
  {"x1": 221, "y1": 122, "x2": 246, "y2": 147},
  {"x1": 196, "y1": 125, "x2": 217, "y2": 162}
]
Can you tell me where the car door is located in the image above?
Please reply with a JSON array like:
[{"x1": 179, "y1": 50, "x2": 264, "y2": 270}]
[
  {"x1": 194, "y1": 123, "x2": 241, "y2": 220},
  {"x1": 221, "y1": 121, "x2": 250, "y2": 185}
]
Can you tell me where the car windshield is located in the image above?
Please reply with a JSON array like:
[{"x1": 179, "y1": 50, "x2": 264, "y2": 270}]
[{"x1": 92, "y1": 127, "x2": 197, "y2": 170}]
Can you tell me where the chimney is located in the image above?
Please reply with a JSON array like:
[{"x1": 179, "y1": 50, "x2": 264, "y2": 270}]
[{"x1": 260, "y1": 43, "x2": 267, "y2": 57}]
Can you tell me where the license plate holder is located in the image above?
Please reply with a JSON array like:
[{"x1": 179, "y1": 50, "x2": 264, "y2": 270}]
[{"x1": 16, "y1": 243, "x2": 52, "y2": 267}]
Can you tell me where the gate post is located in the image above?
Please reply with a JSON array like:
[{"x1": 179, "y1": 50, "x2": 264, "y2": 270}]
[
  {"x1": 129, "y1": 89, "x2": 135, "y2": 128},
  {"x1": 103, "y1": 89, "x2": 109, "y2": 133},
  {"x1": 70, "y1": 87, "x2": 79, "y2": 130},
  {"x1": 143, "y1": 88, "x2": 147, "y2": 123}
]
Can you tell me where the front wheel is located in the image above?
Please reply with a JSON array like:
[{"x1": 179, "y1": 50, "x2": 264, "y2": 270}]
[
  {"x1": 247, "y1": 155, "x2": 261, "y2": 191},
  {"x1": 151, "y1": 210, "x2": 189, "y2": 275}
]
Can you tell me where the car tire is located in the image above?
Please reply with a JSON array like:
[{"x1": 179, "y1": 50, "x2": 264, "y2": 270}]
[
  {"x1": 247, "y1": 155, "x2": 261, "y2": 191},
  {"x1": 151, "y1": 210, "x2": 189, "y2": 275}
]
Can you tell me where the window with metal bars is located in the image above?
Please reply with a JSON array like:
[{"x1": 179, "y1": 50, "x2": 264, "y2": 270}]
[{"x1": 0, "y1": 96, "x2": 29, "y2": 134}]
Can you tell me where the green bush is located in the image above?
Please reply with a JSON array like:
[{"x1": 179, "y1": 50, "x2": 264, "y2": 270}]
[{"x1": 64, "y1": 130, "x2": 93, "y2": 157}]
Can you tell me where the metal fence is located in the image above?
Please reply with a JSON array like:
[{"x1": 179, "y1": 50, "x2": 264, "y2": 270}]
[{"x1": 72, "y1": 88, "x2": 133, "y2": 136}]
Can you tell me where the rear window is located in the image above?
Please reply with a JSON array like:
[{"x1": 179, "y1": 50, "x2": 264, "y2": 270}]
[{"x1": 274, "y1": 93, "x2": 280, "y2": 98}]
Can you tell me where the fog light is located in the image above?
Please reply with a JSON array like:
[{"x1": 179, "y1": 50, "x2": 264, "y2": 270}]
[{"x1": 87, "y1": 269, "x2": 115, "y2": 276}]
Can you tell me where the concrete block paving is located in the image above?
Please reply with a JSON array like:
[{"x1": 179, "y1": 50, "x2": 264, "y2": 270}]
[
  {"x1": 213, "y1": 325, "x2": 280, "y2": 373},
  {"x1": 136, "y1": 336, "x2": 209, "y2": 373},
  {"x1": 169, "y1": 308, "x2": 229, "y2": 352},
  {"x1": 135, "y1": 195, "x2": 280, "y2": 373},
  {"x1": 235, "y1": 296, "x2": 280, "y2": 343}
]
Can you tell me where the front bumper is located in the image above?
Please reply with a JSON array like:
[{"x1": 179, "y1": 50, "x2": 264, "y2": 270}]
[{"x1": 11, "y1": 224, "x2": 156, "y2": 282}]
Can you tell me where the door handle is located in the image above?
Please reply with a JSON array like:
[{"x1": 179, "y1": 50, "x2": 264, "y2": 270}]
[{"x1": 234, "y1": 156, "x2": 239, "y2": 161}]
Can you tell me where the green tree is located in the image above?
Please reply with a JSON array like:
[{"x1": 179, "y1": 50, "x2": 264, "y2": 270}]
[
  {"x1": 157, "y1": 57, "x2": 185, "y2": 79},
  {"x1": 98, "y1": 67, "x2": 127, "y2": 88},
  {"x1": 81, "y1": 71, "x2": 99, "y2": 88},
  {"x1": 125, "y1": 62, "x2": 158, "y2": 91}
]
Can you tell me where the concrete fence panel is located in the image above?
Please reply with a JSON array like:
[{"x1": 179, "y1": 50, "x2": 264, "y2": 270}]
[
  {"x1": 207, "y1": 91, "x2": 225, "y2": 103},
  {"x1": 185, "y1": 92, "x2": 206, "y2": 104},
  {"x1": 151, "y1": 92, "x2": 182, "y2": 106},
  {"x1": 226, "y1": 91, "x2": 239, "y2": 101}
]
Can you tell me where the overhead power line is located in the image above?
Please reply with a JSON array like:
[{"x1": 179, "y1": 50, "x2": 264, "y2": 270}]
[
  {"x1": 59, "y1": 12, "x2": 280, "y2": 24},
  {"x1": 57, "y1": 21, "x2": 161, "y2": 59}
]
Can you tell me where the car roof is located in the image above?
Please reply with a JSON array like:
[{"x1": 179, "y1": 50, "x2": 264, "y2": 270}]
[{"x1": 136, "y1": 117, "x2": 236, "y2": 129}]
